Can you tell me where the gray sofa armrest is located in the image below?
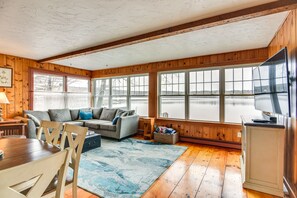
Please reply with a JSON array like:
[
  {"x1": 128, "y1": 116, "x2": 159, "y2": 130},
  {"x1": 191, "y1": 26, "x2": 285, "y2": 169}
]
[
  {"x1": 116, "y1": 114, "x2": 139, "y2": 139},
  {"x1": 14, "y1": 116, "x2": 37, "y2": 139}
]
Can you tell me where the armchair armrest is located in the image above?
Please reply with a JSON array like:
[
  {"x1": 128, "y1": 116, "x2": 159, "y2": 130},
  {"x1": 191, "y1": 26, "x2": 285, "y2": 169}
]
[{"x1": 117, "y1": 115, "x2": 139, "y2": 139}]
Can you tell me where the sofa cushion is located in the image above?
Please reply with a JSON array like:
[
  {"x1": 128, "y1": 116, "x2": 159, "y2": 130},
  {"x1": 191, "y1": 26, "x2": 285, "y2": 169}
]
[
  {"x1": 85, "y1": 120, "x2": 111, "y2": 130},
  {"x1": 100, "y1": 123, "x2": 116, "y2": 131},
  {"x1": 48, "y1": 109, "x2": 72, "y2": 122},
  {"x1": 100, "y1": 108, "x2": 117, "y2": 121},
  {"x1": 92, "y1": 108, "x2": 103, "y2": 119},
  {"x1": 26, "y1": 114, "x2": 41, "y2": 127},
  {"x1": 64, "y1": 121, "x2": 84, "y2": 126},
  {"x1": 70, "y1": 109, "x2": 80, "y2": 120},
  {"x1": 24, "y1": 110, "x2": 51, "y2": 122}
]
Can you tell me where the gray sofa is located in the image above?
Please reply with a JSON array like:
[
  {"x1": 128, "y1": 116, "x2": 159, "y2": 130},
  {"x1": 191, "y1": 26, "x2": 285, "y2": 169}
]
[{"x1": 22, "y1": 108, "x2": 139, "y2": 140}]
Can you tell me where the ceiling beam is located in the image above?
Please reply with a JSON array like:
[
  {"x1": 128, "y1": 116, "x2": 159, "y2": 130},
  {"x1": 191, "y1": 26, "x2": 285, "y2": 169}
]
[{"x1": 38, "y1": 0, "x2": 297, "y2": 63}]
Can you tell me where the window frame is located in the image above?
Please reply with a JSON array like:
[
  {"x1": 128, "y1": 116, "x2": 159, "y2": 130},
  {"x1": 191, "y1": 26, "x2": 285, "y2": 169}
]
[
  {"x1": 158, "y1": 64, "x2": 258, "y2": 123},
  {"x1": 30, "y1": 68, "x2": 91, "y2": 110}
]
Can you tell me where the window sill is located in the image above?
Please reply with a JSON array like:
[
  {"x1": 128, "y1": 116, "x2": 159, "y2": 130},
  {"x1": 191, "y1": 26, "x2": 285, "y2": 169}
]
[{"x1": 154, "y1": 117, "x2": 241, "y2": 127}]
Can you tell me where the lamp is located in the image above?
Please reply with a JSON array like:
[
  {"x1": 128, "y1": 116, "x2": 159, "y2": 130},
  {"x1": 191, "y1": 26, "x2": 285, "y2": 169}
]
[{"x1": 0, "y1": 92, "x2": 9, "y2": 121}]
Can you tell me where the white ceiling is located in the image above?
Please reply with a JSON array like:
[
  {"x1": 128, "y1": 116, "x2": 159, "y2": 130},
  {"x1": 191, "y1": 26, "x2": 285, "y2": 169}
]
[
  {"x1": 55, "y1": 12, "x2": 288, "y2": 70},
  {"x1": 0, "y1": 0, "x2": 287, "y2": 70}
]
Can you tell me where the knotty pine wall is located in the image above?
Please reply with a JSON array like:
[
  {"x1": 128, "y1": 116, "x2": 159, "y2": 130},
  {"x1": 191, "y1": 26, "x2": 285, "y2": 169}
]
[
  {"x1": 0, "y1": 54, "x2": 91, "y2": 118},
  {"x1": 268, "y1": 10, "x2": 297, "y2": 197},
  {"x1": 93, "y1": 48, "x2": 269, "y2": 147}
]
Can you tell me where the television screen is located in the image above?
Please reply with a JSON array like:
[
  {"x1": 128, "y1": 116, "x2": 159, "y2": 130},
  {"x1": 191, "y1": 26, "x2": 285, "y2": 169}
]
[{"x1": 253, "y1": 47, "x2": 290, "y2": 116}]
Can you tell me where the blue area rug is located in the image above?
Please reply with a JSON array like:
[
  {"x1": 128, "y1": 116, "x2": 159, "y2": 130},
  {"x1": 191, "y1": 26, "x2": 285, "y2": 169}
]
[{"x1": 75, "y1": 138, "x2": 187, "y2": 198}]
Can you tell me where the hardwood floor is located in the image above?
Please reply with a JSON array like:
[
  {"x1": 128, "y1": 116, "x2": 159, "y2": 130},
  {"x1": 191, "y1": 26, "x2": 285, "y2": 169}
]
[{"x1": 65, "y1": 138, "x2": 280, "y2": 198}]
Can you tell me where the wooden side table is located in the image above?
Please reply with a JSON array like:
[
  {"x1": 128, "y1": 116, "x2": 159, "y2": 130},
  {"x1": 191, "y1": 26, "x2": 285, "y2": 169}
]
[
  {"x1": 143, "y1": 117, "x2": 155, "y2": 140},
  {"x1": 0, "y1": 119, "x2": 26, "y2": 138}
]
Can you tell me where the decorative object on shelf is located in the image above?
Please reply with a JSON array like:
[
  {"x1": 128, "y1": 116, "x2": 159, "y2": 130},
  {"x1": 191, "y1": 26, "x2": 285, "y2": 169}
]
[
  {"x1": 0, "y1": 92, "x2": 9, "y2": 121},
  {"x1": 0, "y1": 67, "x2": 12, "y2": 87}
]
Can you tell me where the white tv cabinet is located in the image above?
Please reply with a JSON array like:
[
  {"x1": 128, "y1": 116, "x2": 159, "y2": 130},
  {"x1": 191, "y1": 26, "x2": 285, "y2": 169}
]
[{"x1": 240, "y1": 116, "x2": 285, "y2": 197}]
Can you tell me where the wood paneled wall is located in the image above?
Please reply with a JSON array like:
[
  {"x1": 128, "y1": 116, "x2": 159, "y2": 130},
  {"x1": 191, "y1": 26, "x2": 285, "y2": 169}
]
[
  {"x1": 92, "y1": 48, "x2": 268, "y2": 78},
  {"x1": 0, "y1": 54, "x2": 91, "y2": 118},
  {"x1": 268, "y1": 9, "x2": 297, "y2": 197},
  {"x1": 93, "y1": 48, "x2": 269, "y2": 147}
]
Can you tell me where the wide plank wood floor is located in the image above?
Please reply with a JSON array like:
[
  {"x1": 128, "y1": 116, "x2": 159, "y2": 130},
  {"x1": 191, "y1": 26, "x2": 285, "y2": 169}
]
[{"x1": 65, "y1": 137, "x2": 280, "y2": 198}]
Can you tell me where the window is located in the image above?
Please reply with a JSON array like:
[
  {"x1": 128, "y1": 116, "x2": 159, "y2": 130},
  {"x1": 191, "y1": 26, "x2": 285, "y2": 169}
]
[
  {"x1": 32, "y1": 71, "x2": 90, "y2": 111},
  {"x1": 189, "y1": 69, "x2": 220, "y2": 121},
  {"x1": 158, "y1": 66, "x2": 261, "y2": 123},
  {"x1": 159, "y1": 72, "x2": 185, "y2": 119},
  {"x1": 93, "y1": 74, "x2": 149, "y2": 116},
  {"x1": 67, "y1": 77, "x2": 91, "y2": 109},
  {"x1": 130, "y1": 75, "x2": 149, "y2": 116},
  {"x1": 224, "y1": 67, "x2": 261, "y2": 123},
  {"x1": 111, "y1": 77, "x2": 128, "y2": 109}
]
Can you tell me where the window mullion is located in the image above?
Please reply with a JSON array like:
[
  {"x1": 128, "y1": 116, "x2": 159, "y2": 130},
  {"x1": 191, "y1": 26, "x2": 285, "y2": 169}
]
[
  {"x1": 185, "y1": 72, "x2": 189, "y2": 120},
  {"x1": 127, "y1": 77, "x2": 131, "y2": 110},
  {"x1": 220, "y1": 68, "x2": 225, "y2": 123}
]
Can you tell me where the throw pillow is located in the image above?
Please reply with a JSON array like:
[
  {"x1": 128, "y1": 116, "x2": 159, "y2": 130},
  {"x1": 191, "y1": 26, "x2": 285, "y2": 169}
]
[
  {"x1": 100, "y1": 108, "x2": 118, "y2": 121},
  {"x1": 78, "y1": 108, "x2": 92, "y2": 119},
  {"x1": 48, "y1": 109, "x2": 72, "y2": 122},
  {"x1": 112, "y1": 116, "x2": 120, "y2": 125},
  {"x1": 26, "y1": 114, "x2": 41, "y2": 127},
  {"x1": 127, "y1": 110, "x2": 135, "y2": 115},
  {"x1": 92, "y1": 108, "x2": 103, "y2": 119},
  {"x1": 79, "y1": 111, "x2": 93, "y2": 120}
]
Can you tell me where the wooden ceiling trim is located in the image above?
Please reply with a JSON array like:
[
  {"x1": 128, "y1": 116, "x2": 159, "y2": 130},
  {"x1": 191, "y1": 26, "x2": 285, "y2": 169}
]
[{"x1": 38, "y1": 0, "x2": 297, "y2": 63}]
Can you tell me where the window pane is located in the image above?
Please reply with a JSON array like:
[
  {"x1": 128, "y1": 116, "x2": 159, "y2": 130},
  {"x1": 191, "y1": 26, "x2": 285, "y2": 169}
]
[
  {"x1": 130, "y1": 75, "x2": 149, "y2": 96},
  {"x1": 189, "y1": 96, "x2": 220, "y2": 121},
  {"x1": 225, "y1": 96, "x2": 262, "y2": 123},
  {"x1": 67, "y1": 93, "x2": 90, "y2": 108},
  {"x1": 112, "y1": 78, "x2": 127, "y2": 96},
  {"x1": 130, "y1": 97, "x2": 148, "y2": 116},
  {"x1": 243, "y1": 67, "x2": 252, "y2": 80},
  {"x1": 67, "y1": 77, "x2": 89, "y2": 92},
  {"x1": 225, "y1": 69, "x2": 233, "y2": 81},
  {"x1": 234, "y1": 68, "x2": 242, "y2": 81},
  {"x1": 160, "y1": 72, "x2": 185, "y2": 95},
  {"x1": 34, "y1": 73, "x2": 64, "y2": 92},
  {"x1": 34, "y1": 92, "x2": 65, "y2": 111},
  {"x1": 204, "y1": 71, "x2": 211, "y2": 82},
  {"x1": 212, "y1": 70, "x2": 219, "y2": 82},
  {"x1": 234, "y1": 82, "x2": 242, "y2": 94},
  {"x1": 94, "y1": 96, "x2": 109, "y2": 108},
  {"x1": 160, "y1": 96, "x2": 185, "y2": 119},
  {"x1": 243, "y1": 81, "x2": 253, "y2": 94},
  {"x1": 95, "y1": 79, "x2": 110, "y2": 96},
  {"x1": 112, "y1": 97, "x2": 127, "y2": 109}
]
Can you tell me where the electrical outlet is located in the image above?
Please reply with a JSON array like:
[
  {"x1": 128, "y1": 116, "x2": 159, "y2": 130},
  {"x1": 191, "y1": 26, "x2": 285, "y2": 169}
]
[{"x1": 237, "y1": 132, "x2": 241, "y2": 138}]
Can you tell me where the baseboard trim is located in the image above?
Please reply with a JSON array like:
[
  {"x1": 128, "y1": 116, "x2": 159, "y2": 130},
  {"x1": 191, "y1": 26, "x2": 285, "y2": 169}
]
[
  {"x1": 284, "y1": 177, "x2": 296, "y2": 198},
  {"x1": 180, "y1": 136, "x2": 241, "y2": 150}
]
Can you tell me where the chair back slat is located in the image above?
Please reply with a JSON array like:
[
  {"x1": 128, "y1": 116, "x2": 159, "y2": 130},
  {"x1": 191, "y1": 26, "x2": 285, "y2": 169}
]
[
  {"x1": 0, "y1": 148, "x2": 72, "y2": 198},
  {"x1": 37, "y1": 121, "x2": 63, "y2": 147}
]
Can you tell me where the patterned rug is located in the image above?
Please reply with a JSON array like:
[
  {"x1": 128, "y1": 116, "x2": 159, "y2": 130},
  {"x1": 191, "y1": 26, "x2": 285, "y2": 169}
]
[{"x1": 75, "y1": 138, "x2": 187, "y2": 198}]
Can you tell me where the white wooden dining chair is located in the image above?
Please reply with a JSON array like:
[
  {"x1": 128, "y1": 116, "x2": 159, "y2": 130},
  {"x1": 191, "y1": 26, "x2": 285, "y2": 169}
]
[
  {"x1": 44, "y1": 124, "x2": 88, "y2": 198},
  {"x1": 0, "y1": 148, "x2": 72, "y2": 198},
  {"x1": 37, "y1": 120, "x2": 63, "y2": 147}
]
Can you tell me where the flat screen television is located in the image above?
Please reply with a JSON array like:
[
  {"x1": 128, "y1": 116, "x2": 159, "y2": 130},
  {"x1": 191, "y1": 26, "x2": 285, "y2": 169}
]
[{"x1": 253, "y1": 47, "x2": 291, "y2": 117}]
